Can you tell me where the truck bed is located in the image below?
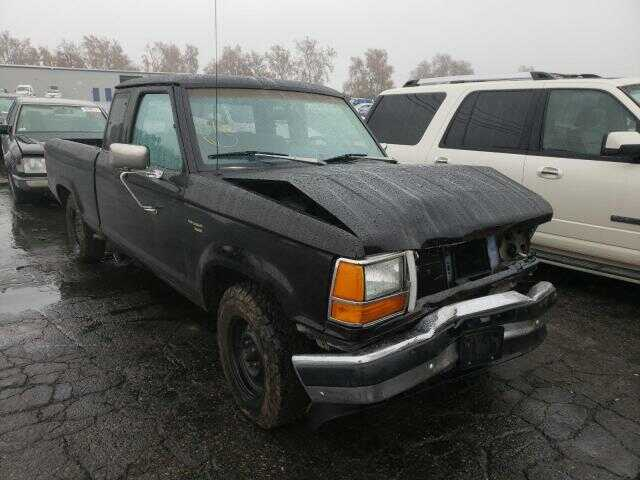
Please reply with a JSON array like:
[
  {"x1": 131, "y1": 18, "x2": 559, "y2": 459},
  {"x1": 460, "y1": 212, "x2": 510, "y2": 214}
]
[{"x1": 44, "y1": 138, "x2": 102, "y2": 231}]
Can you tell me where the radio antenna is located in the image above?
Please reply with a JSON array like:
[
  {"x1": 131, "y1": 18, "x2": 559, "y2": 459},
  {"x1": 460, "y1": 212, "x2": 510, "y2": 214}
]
[{"x1": 214, "y1": 0, "x2": 220, "y2": 174}]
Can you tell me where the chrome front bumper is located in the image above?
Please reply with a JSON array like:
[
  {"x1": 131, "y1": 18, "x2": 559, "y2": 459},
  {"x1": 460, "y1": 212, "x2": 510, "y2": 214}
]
[{"x1": 292, "y1": 281, "x2": 556, "y2": 405}]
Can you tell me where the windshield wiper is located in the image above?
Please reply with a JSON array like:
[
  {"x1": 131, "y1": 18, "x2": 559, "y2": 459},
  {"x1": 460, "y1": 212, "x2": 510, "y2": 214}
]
[
  {"x1": 208, "y1": 150, "x2": 323, "y2": 165},
  {"x1": 323, "y1": 153, "x2": 396, "y2": 164}
]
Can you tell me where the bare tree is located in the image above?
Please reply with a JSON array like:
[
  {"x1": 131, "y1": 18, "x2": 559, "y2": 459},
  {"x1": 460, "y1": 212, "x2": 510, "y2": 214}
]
[
  {"x1": 343, "y1": 48, "x2": 394, "y2": 98},
  {"x1": 0, "y1": 31, "x2": 40, "y2": 65},
  {"x1": 38, "y1": 46, "x2": 55, "y2": 66},
  {"x1": 55, "y1": 40, "x2": 86, "y2": 68},
  {"x1": 517, "y1": 65, "x2": 536, "y2": 72},
  {"x1": 411, "y1": 53, "x2": 473, "y2": 79},
  {"x1": 82, "y1": 35, "x2": 136, "y2": 70},
  {"x1": 294, "y1": 37, "x2": 336, "y2": 85},
  {"x1": 205, "y1": 45, "x2": 267, "y2": 77},
  {"x1": 265, "y1": 45, "x2": 296, "y2": 80},
  {"x1": 205, "y1": 45, "x2": 252, "y2": 76},
  {"x1": 142, "y1": 42, "x2": 198, "y2": 73}
]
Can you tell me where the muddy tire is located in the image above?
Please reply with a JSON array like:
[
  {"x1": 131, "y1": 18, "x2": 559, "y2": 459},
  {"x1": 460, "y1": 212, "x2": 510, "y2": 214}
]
[
  {"x1": 65, "y1": 195, "x2": 105, "y2": 263},
  {"x1": 217, "y1": 283, "x2": 309, "y2": 429},
  {"x1": 8, "y1": 174, "x2": 30, "y2": 204}
]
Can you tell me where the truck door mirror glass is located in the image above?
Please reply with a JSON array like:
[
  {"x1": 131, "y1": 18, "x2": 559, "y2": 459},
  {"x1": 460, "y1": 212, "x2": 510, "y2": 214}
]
[
  {"x1": 602, "y1": 131, "x2": 640, "y2": 161},
  {"x1": 109, "y1": 143, "x2": 149, "y2": 170},
  {"x1": 0, "y1": 123, "x2": 10, "y2": 135}
]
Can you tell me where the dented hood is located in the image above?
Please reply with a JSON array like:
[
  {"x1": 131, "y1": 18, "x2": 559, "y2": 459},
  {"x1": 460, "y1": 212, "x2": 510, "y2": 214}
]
[{"x1": 221, "y1": 163, "x2": 552, "y2": 255}]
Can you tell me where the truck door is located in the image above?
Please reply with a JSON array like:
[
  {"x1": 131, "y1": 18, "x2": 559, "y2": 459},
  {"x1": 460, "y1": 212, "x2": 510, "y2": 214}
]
[
  {"x1": 430, "y1": 89, "x2": 540, "y2": 182},
  {"x1": 96, "y1": 89, "x2": 189, "y2": 288},
  {"x1": 127, "y1": 90, "x2": 190, "y2": 287},
  {"x1": 523, "y1": 88, "x2": 640, "y2": 269}
]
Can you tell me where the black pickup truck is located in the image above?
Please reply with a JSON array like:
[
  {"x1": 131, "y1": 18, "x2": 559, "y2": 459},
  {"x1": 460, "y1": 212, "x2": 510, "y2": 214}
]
[{"x1": 45, "y1": 75, "x2": 556, "y2": 428}]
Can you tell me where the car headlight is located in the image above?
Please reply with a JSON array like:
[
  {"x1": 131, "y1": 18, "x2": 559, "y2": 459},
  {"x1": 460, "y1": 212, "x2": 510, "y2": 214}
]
[
  {"x1": 329, "y1": 253, "x2": 411, "y2": 326},
  {"x1": 20, "y1": 157, "x2": 47, "y2": 174}
]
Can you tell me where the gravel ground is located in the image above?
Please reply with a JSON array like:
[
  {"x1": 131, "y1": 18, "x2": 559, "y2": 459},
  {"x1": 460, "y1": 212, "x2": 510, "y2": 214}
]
[{"x1": 0, "y1": 184, "x2": 639, "y2": 480}]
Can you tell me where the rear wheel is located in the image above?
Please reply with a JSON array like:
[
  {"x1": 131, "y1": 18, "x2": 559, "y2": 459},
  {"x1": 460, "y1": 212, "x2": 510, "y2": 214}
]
[
  {"x1": 217, "y1": 283, "x2": 309, "y2": 429},
  {"x1": 65, "y1": 195, "x2": 105, "y2": 262}
]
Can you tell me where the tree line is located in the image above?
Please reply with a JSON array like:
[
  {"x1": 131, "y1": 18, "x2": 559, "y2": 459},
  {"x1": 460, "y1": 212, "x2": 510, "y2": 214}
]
[{"x1": 0, "y1": 30, "x2": 480, "y2": 98}]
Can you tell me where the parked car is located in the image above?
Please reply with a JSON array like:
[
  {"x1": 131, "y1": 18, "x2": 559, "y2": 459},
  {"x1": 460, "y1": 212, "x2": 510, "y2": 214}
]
[
  {"x1": 0, "y1": 93, "x2": 16, "y2": 123},
  {"x1": 355, "y1": 101, "x2": 373, "y2": 119},
  {"x1": 368, "y1": 72, "x2": 640, "y2": 284},
  {"x1": 349, "y1": 97, "x2": 373, "y2": 107},
  {"x1": 0, "y1": 97, "x2": 106, "y2": 203},
  {"x1": 15, "y1": 85, "x2": 35, "y2": 97},
  {"x1": 44, "y1": 86, "x2": 62, "y2": 98},
  {"x1": 45, "y1": 74, "x2": 556, "y2": 428}
]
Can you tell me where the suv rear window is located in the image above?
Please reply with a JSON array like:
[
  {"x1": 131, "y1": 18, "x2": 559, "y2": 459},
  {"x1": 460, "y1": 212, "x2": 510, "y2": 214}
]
[
  {"x1": 367, "y1": 92, "x2": 446, "y2": 145},
  {"x1": 443, "y1": 90, "x2": 534, "y2": 151}
]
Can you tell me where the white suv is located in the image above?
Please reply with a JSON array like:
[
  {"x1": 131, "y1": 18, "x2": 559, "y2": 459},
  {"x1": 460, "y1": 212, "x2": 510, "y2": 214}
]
[{"x1": 367, "y1": 72, "x2": 640, "y2": 283}]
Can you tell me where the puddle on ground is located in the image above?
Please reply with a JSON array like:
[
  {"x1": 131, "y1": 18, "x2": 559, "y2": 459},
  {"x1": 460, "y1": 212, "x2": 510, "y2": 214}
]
[{"x1": 0, "y1": 284, "x2": 61, "y2": 315}]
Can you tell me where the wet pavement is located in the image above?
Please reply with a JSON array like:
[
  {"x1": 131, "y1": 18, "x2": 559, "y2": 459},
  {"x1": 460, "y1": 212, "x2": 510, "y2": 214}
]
[{"x1": 0, "y1": 184, "x2": 639, "y2": 480}]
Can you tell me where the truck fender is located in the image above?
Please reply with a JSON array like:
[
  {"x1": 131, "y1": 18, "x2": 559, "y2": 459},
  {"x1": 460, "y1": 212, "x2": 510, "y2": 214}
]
[{"x1": 196, "y1": 242, "x2": 294, "y2": 315}]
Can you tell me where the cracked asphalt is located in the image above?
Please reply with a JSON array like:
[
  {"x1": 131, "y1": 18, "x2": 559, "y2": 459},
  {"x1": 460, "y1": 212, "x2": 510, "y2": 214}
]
[{"x1": 0, "y1": 183, "x2": 639, "y2": 480}]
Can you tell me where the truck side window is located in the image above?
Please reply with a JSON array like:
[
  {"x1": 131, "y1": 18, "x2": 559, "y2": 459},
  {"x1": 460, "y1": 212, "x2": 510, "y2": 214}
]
[
  {"x1": 542, "y1": 89, "x2": 639, "y2": 158},
  {"x1": 104, "y1": 93, "x2": 129, "y2": 148},
  {"x1": 367, "y1": 93, "x2": 446, "y2": 145},
  {"x1": 132, "y1": 94, "x2": 183, "y2": 171},
  {"x1": 443, "y1": 90, "x2": 534, "y2": 151}
]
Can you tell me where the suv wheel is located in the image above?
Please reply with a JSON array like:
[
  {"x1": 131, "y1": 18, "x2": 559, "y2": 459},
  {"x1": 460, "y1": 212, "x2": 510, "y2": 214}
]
[
  {"x1": 65, "y1": 196, "x2": 105, "y2": 262},
  {"x1": 217, "y1": 283, "x2": 309, "y2": 429}
]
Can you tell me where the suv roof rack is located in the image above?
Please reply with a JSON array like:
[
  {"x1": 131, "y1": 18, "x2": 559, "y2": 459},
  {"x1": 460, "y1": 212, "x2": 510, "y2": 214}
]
[{"x1": 403, "y1": 71, "x2": 601, "y2": 87}]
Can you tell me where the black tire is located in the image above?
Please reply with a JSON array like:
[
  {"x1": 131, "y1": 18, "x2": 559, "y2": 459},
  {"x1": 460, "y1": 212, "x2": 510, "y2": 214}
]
[
  {"x1": 8, "y1": 173, "x2": 31, "y2": 204},
  {"x1": 65, "y1": 195, "x2": 105, "y2": 263},
  {"x1": 217, "y1": 283, "x2": 309, "y2": 429}
]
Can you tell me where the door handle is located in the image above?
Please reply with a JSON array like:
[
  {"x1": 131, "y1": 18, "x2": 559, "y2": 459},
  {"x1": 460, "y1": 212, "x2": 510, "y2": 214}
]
[
  {"x1": 537, "y1": 166, "x2": 562, "y2": 179},
  {"x1": 435, "y1": 156, "x2": 449, "y2": 164}
]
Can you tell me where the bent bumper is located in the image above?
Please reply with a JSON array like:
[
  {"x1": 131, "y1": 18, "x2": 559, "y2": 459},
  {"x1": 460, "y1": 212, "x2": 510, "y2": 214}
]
[{"x1": 292, "y1": 281, "x2": 556, "y2": 405}]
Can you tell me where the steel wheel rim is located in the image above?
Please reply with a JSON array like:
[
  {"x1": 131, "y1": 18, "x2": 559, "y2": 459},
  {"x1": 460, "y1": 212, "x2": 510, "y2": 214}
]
[{"x1": 229, "y1": 317, "x2": 265, "y2": 401}]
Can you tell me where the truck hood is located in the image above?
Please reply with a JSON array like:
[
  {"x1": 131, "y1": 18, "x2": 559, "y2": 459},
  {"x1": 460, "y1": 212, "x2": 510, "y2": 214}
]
[{"x1": 202, "y1": 163, "x2": 553, "y2": 257}]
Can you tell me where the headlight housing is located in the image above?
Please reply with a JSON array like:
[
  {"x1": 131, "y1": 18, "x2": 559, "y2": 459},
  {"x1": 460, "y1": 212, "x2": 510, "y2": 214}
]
[
  {"x1": 329, "y1": 252, "x2": 415, "y2": 326},
  {"x1": 18, "y1": 157, "x2": 47, "y2": 174},
  {"x1": 498, "y1": 228, "x2": 532, "y2": 262}
]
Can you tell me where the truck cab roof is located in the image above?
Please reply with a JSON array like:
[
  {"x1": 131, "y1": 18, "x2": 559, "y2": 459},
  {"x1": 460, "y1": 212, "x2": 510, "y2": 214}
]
[{"x1": 115, "y1": 74, "x2": 344, "y2": 98}]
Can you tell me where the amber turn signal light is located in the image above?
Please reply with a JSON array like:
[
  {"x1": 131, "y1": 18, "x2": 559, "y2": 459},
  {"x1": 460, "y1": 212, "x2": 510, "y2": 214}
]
[
  {"x1": 332, "y1": 261, "x2": 365, "y2": 302},
  {"x1": 330, "y1": 293, "x2": 407, "y2": 325}
]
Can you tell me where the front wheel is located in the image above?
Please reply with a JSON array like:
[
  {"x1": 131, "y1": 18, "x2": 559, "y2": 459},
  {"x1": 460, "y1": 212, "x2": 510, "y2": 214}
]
[
  {"x1": 65, "y1": 196, "x2": 105, "y2": 263},
  {"x1": 217, "y1": 283, "x2": 309, "y2": 429}
]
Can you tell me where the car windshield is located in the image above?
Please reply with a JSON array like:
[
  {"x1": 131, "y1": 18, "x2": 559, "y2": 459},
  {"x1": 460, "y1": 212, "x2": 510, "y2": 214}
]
[
  {"x1": 188, "y1": 88, "x2": 383, "y2": 167},
  {"x1": 0, "y1": 97, "x2": 14, "y2": 114},
  {"x1": 16, "y1": 104, "x2": 106, "y2": 134},
  {"x1": 622, "y1": 84, "x2": 640, "y2": 107}
]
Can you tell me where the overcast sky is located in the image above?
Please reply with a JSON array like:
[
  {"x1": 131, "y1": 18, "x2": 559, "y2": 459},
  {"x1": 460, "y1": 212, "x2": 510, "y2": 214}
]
[{"x1": 1, "y1": 0, "x2": 639, "y2": 89}]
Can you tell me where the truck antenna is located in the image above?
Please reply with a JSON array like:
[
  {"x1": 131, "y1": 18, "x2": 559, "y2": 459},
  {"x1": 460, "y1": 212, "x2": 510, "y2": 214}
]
[{"x1": 214, "y1": 0, "x2": 220, "y2": 174}]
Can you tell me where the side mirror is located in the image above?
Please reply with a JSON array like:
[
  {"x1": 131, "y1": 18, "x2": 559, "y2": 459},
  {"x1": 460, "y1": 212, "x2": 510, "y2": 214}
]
[
  {"x1": 0, "y1": 124, "x2": 10, "y2": 135},
  {"x1": 602, "y1": 131, "x2": 640, "y2": 160},
  {"x1": 109, "y1": 143, "x2": 149, "y2": 170}
]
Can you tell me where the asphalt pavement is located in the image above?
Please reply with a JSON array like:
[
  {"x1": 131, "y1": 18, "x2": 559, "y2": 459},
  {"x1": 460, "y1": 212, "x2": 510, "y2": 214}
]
[{"x1": 0, "y1": 184, "x2": 639, "y2": 480}]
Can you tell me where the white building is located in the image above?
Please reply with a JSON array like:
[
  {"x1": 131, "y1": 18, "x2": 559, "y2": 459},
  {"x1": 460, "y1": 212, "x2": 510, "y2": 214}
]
[{"x1": 0, "y1": 64, "x2": 168, "y2": 109}]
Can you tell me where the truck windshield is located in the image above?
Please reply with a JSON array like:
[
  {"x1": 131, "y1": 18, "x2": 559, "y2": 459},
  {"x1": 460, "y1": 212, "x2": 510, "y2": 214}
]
[
  {"x1": 622, "y1": 84, "x2": 640, "y2": 107},
  {"x1": 16, "y1": 105, "x2": 106, "y2": 134},
  {"x1": 188, "y1": 88, "x2": 383, "y2": 167}
]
